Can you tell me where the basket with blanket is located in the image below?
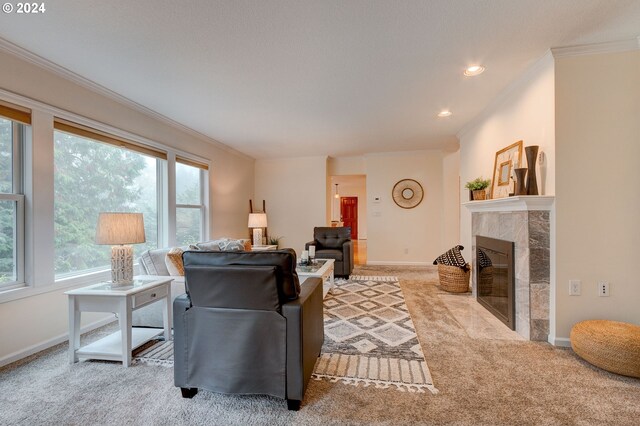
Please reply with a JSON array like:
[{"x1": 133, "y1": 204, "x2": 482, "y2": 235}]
[{"x1": 433, "y1": 245, "x2": 470, "y2": 293}]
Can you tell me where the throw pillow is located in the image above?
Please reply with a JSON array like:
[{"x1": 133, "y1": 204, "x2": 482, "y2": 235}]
[
  {"x1": 242, "y1": 239, "x2": 252, "y2": 251},
  {"x1": 196, "y1": 241, "x2": 221, "y2": 251},
  {"x1": 433, "y1": 245, "x2": 469, "y2": 271},
  {"x1": 218, "y1": 239, "x2": 245, "y2": 251},
  {"x1": 165, "y1": 247, "x2": 185, "y2": 276}
]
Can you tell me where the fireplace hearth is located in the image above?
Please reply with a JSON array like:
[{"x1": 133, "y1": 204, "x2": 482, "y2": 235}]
[{"x1": 476, "y1": 236, "x2": 515, "y2": 330}]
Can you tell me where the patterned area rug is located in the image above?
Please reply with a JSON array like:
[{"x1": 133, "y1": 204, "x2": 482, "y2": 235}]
[
  {"x1": 134, "y1": 275, "x2": 437, "y2": 394},
  {"x1": 313, "y1": 275, "x2": 437, "y2": 394}
]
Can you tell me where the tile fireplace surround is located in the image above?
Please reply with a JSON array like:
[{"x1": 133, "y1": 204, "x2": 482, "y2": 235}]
[{"x1": 464, "y1": 196, "x2": 554, "y2": 341}]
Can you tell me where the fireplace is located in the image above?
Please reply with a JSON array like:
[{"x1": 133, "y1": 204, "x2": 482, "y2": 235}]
[{"x1": 476, "y1": 236, "x2": 515, "y2": 330}]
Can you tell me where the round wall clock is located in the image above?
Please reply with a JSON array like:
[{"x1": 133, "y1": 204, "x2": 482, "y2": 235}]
[{"x1": 392, "y1": 179, "x2": 424, "y2": 209}]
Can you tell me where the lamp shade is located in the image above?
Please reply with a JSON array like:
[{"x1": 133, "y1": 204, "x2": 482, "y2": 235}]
[
  {"x1": 95, "y1": 212, "x2": 146, "y2": 245},
  {"x1": 248, "y1": 213, "x2": 268, "y2": 228}
]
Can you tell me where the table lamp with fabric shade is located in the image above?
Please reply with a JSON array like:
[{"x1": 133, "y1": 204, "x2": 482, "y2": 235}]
[
  {"x1": 95, "y1": 212, "x2": 146, "y2": 285},
  {"x1": 248, "y1": 213, "x2": 267, "y2": 246}
]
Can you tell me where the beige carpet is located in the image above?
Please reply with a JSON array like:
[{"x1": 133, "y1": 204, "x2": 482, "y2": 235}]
[
  {"x1": 136, "y1": 274, "x2": 438, "y2": 393},
  {"x1": 1, "y1": 265, "x2": 639, "y2": 425}
]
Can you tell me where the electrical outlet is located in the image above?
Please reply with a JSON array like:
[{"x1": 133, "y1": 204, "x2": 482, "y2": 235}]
[
  {"x1": 404, "y1": 248, "x2": 409, "y2": 254},
  {"x1": 598, "y1": 282, "x2": 610, "y2": 297},
  {"x1": 569, "y1": 280, "x2": 581, "y2": 296}
]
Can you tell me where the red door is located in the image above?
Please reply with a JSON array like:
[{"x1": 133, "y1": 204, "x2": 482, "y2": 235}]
[{"x1": 340, "y1": 197, "x2": 358, "y2": 239}]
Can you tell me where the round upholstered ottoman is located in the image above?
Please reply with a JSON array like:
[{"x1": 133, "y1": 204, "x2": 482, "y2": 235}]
[{"x1": 570, "y1": 320, "x2": 640, "y2": 378}]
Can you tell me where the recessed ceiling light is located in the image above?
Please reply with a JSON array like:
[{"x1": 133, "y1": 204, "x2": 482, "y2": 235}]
[
  {"x1": 464, "y1": 65, "x2": 485, "y2": 76},
  {"x1": 437, "y1": 110, "x2": 452, "y2": 118}
]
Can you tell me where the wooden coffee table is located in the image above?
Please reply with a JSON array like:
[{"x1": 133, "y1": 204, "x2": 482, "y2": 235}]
[{"x1": 296, "y1": 258, "x2": 335, "y2": 298}]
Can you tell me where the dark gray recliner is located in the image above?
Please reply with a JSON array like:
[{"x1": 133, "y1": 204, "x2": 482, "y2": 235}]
[
  {"x1": 305, "y1": 227, "x2": 353, "y2": 277},
  {"x1": 173, "y1": 249, "x2": 324, "y2": 411}
]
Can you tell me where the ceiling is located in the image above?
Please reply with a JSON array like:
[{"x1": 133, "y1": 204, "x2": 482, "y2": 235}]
[{"x1": 1, "y1": 1, "x2": 639, "y2": 159}]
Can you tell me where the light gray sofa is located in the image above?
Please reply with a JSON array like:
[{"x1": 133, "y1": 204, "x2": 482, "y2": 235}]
[
  {"x1": 132, "y1": 238, "x2": 250, "y2": 327},
  {"x1": 133, "y1": 246, "x2": 187, "y2": 327}
]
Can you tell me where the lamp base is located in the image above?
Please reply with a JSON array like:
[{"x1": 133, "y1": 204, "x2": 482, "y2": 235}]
[
  {"x1": 111, "y1": 245, "x2": 134, "y2": 285},
  {"x1": 252, "y1": 228, "x2": 263, "y2": 247}
]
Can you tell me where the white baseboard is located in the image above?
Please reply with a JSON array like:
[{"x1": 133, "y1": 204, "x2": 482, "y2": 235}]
[
  {"x1": 0, "y1": 315, "x2": 116, "y2": 368},
  {"x1": 366, "y1": 261, "x2": 432, "y2": 266},
  {"x1": 552, "y1": 337, "x2": 572, "y2": 348}
]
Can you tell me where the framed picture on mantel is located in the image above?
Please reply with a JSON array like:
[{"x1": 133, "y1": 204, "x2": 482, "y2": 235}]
[{"x1": 491, "y1": 140, "x2": 523, "y2": 199}]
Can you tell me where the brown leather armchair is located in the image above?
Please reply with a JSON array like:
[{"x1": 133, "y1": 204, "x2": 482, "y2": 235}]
[
  {"x1": 305, "y1": 227, "x2": 353, "y2": 276},
  {"x1": 173, "y1": 249, "x2": 324, "y2": 410}
]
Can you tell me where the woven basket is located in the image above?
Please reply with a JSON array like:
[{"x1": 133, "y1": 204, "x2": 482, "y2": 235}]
[
  {"x1": 472, "y1": 189, "x2": 487, "y2": 200},
  {"x1": 437, "y1": 264, "x2": 470, "y2": 293},
  {"x1": 570, "y1": 320, "x2": 640, "y2": 379}
]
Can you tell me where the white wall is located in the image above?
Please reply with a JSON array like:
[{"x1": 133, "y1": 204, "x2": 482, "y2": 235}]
[
  {"x1": 458, "y1": 53, "x2": 556, "y2": 255},
  {"x1": 254, "y1": 156, "x2": 327, "y2": 254},
  {"x1": 441, "y1": 150, "x2": 460, "y2": 252},
  {"x1": 0, "y1": 49, "x2": 254, "y2": 365},
  {"x1": 365, "y1": 151, "x2": 445, "y2": 264},
  {"x1": 554, "y1": 50, "x2": 640, "y2": 340}
]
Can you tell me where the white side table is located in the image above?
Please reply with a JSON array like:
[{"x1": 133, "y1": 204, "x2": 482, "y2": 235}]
[{"x1": 65, "y1": 276, "x2": 172, "y2": 367}]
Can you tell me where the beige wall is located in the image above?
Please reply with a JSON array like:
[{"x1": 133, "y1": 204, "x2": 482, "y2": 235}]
[
  {"x1": 554, "y1": 50, "x2": 640, "y2": 340},
  {"x1": 328, "y1": 152, "x2": 457, "y2": 263},
  {"x1": 254, "y1": 156, "x2": 327, "y2": 253},
  {"x1": 459, "y1": 53, "x2": 556, "y2": 256},
  {"x1": 441, "y1": 150, "x2": 461, "y2": 252},
  {"x1": 0, "y1": 49, "x2": 254, "y2": 364},
  {"x1": 365, "y1": 151, "x2": 445, "y2": 264}
]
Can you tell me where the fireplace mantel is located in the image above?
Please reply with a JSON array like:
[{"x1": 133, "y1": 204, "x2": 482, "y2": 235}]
[{"x1": 463, "y1": 195, "x2": 554, "y2": 213}]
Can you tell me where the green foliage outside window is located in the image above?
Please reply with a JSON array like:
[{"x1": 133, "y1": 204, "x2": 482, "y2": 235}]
[
  {"x1": 54, "y1": 131, "x2": 158, "y2": 276},
  {"x1": 0, "y1": 119, "x2": 14, "y2": 283}
]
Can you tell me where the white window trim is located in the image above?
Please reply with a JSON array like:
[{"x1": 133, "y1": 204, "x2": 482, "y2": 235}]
[
  {"x1": 0, "y1": 194, "x2": 24, "y2": 290},
  {"x1": 0, "y1": 120, "x2": 26, "y2": 291},
  {"x1": 0, "y1": 91, "x2": 212, "y2": 302},
  {"x1": 175, "y1": 166, "x2": 208, "y2": 243}
]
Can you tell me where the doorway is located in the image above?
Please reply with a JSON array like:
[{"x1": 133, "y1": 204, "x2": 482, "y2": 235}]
[{"x1": 340, "y1": 196, "x2": 358, "y2": 239}]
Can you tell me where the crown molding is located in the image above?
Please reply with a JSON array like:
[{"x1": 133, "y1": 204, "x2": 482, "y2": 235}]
[
  {"x1": 551, "y1": 37, "x2": 640, "y2": 58},
  {"x1": 457, "y1": 50, "x2": 554, "y2": 140},
  {"x1": 0, "y1": 37, "x2": 253, "y2": 160}
]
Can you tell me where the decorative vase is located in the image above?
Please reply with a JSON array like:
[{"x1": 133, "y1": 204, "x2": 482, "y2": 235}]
[
  {"x1": 472, "y1": 189, "x2": 487, "y2": 200},
  {"x1": 514, "y1": 168, "x2": 528, "y2": 196},
  {"x1": 525, "y1": 145, "x2": 539, "y2": 195}
]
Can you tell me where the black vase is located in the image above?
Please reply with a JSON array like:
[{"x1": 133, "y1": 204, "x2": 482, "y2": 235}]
[
  {"x1": 514, "y1": 168, "x2": 528, "y2": 196},
  {"x1": 525, "y1": 146, "x2": 539, "y2": 195}
]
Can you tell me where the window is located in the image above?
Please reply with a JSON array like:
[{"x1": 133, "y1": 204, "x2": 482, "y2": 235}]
[
  {"x1": 53, "y1": 121, "x2": 166, "y2": 278},
  {"x1": 175, "y1": 158, "x2": 207, "y2": 245},
  {"x1": 0, "y1": 102, "x2": 29, "y2": 289}
]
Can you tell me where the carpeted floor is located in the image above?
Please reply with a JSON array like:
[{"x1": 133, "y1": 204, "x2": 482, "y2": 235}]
[{"x1": 1, "y1": 265, "x2": 639, "y2": 425}]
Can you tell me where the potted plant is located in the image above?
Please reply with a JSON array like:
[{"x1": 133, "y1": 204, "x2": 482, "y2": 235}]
[
  {"x1": 465, "y1": 177, "x2": 491, "y2": 200},
  {"x1": 268, "y1": 236, "x2": 283, "y2": 248}
]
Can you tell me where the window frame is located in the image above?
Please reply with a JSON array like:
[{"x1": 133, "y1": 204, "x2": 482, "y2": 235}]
[
  {"x1": 0, "y1": 93, "x2": 211, "y2": 301},
  {"x1": 0, "y1": 120, "x2": 26, "y2": 291},
  {"x1": 52, "y1": 124, "x2": 166, "y2": 281},
  {"x1": 175, "y1": 159, "x2": 208, "y2": 245}
]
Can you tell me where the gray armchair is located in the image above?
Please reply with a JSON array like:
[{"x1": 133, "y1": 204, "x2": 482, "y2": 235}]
[
  {"x1": 305, "y1": 227, "x2": 354, "y2": 277},
  {"x1": 173, "y1": 249, "x2": 324, "y2": 411}
]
